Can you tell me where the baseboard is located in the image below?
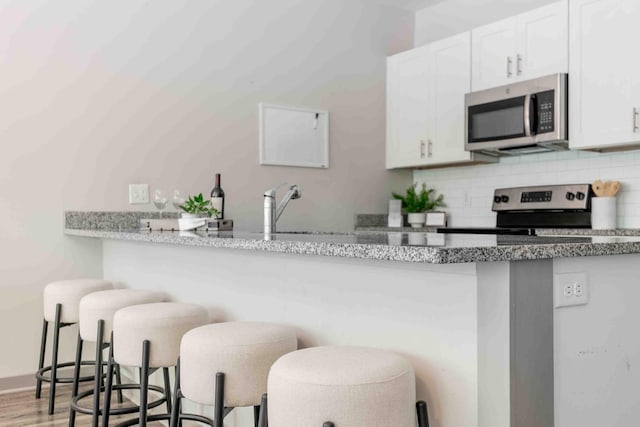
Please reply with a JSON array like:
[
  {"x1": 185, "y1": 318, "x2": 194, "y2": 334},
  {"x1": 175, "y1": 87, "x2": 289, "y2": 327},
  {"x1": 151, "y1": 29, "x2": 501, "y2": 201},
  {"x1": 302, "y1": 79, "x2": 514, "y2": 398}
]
[{"x1": 0, "y1": 374, "x2": 36, "y2": 394}]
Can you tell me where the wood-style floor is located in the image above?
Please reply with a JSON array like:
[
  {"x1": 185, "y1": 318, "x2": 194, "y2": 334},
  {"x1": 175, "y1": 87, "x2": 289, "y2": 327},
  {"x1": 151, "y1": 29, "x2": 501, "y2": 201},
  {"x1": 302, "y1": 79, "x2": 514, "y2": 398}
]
[{"x1": 0, "y1": 384, "x2": 173, "y2": 426}]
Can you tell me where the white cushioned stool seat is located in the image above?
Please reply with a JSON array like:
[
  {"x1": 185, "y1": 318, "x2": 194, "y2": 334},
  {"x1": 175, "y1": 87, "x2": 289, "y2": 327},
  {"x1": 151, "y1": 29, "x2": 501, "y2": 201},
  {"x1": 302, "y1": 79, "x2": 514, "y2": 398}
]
[
  {"x1": 268, "y1": 346, "x2": 416, "y2": 427},
  {"x1": 113, "y1": 302, "x2": 209, "y2": 368},
  {"x1": 180, "y1": 321, "x2": 297, "y2": 407},
  {"x1": 43, "y1": 279, "x2": 113, "y2": 323},
  {"x1": 79, "y1": 289, "x2": 168, "y2": 343}
]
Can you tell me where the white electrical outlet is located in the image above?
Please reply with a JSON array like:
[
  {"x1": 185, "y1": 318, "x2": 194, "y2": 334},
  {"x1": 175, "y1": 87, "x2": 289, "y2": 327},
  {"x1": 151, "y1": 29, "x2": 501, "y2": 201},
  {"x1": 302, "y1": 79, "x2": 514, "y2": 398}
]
[
  {"x1": 463, "y1": 191, "x2": 471, "y2": 208},
  {"x1": 129, "y1": 184, "x2": 149, "y2": 204},
  {"x1": 554, "y1": 272, "x2": 588, "y2": 308}
]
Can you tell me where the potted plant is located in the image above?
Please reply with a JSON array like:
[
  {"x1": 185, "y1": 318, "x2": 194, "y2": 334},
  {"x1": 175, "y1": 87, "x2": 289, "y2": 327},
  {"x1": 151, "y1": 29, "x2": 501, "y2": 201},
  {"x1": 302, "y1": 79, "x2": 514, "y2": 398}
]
[
  {"x1": 178, "y1": 193, "x2": 220, "y2": 219},
  {"x1": 392, "y1": 183, "x2": 445, "y2": 228},
  {"x1": 177, "y1": 193, "x2": 220, "y2": 231}
]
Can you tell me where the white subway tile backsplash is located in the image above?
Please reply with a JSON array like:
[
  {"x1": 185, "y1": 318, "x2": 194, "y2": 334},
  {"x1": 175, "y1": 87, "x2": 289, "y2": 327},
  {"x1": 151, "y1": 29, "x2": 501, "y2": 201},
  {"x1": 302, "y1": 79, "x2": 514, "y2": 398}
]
[
  {"x1": 556, "y1": 151, "x2": 576, "y2": 161},
  {"x1": 597, "y1": 167, "x2": 625, "y2": 180},
  {"x1": 499, "y1": 156, "x2": 521, "y2": 165},
  {"x1": 415, "y1": 149, "x2": 640, "y2": 228}
]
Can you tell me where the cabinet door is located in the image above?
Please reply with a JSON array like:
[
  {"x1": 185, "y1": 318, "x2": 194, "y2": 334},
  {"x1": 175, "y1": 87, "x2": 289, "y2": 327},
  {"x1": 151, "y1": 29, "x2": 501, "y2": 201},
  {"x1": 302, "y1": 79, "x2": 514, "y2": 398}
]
[
  {"x1": 471, "y1": 17, "x2": 517, "y2": 91},
  {"x1": 517, "y1": 0, "x2": 568, "y2": 80},
  {"x1": 386, "y1": 46, "x2": 430, "y2": 168},
  {"x1": 569, "y1": 0, "x2": 640, "y2": 150},
  {"x1": 428, "y1": 32, "x2": 472, "y2": 165}
]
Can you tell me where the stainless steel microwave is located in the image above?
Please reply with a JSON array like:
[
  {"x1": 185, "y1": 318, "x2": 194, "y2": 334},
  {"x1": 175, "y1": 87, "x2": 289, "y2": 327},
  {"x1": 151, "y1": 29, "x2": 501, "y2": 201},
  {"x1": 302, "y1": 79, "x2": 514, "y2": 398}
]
[{"x1": 465, "y1": 73, "x2": 568, "y2": 155}]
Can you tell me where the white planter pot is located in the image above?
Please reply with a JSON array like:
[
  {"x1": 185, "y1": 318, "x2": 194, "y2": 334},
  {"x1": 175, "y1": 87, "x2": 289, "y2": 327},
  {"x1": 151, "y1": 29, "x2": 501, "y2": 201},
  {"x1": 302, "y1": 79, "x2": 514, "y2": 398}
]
[
  {"x1": 179, "y1": 213, "x2": 209, "y2": 231},
  {"x1": 181, "y1": 213, "x2": 207, "y2": 219},
  {"x1": 407, "y1": 212, "x2": 426, "y2": 228}
]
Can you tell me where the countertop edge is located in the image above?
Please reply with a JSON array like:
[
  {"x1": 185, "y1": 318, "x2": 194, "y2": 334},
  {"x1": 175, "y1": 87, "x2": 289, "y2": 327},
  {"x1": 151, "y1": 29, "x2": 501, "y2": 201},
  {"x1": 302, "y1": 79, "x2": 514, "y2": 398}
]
[
  {"x1": 64, "y1": 229, "x2": 454, "y2": 264},
  {"x1": 64, "y1": 229, "x2": 640, "y2": 265}
]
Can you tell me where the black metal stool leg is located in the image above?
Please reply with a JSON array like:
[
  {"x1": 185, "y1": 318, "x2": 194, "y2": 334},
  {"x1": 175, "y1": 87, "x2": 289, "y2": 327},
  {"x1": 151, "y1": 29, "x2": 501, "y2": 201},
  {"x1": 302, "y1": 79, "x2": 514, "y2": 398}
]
[
  {"x1": 115, "y1": 363, "x2": 124, "y2": 404},
  {"x1": 169, "y1": 360, "x2": 181, "y2": 427},
  {"x1": 254, "y1": 405, "x2": 260, "y2": 427},
  {"x1": 417, "y1": 400, "x2": 429, "y2": 427},
  {"x1": 213, "y1": 372, "x2": 225, "y2": 427},
  {"x1": 68, "y1": 332, "x2": 84, "y2": 427},
  {"x1": 91, "y1": 320, "x2": 105, "y2": 427},
  {"x1": 35, "y1": 318, "x2": 48, "y2": 399},
  {"x1": 101, "y1": 333, "x2": 115, "y2": 427},
  {"x1": 48, "y1": 303, "x2": 62, "y2": 415},
  {"x1": 139, "y1": 340, "x2": 151, "y2": 427},
  {"x1": 163, "y1": 367, "x2": 172, "y2": 413},
  {"x1": 258, "y1": 393, "x2": 268, "y2": 427}
]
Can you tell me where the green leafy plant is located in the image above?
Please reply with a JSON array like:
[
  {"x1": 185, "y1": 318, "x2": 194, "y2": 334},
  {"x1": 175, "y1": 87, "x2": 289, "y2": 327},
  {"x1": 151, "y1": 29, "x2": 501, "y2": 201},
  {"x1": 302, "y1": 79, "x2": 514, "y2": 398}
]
[
  {"x1": 392, "y1": 183, "x2": 445, "y2": 213},
  {"x1": 179, "y1": 193, "x2": 220, "y2": 217}
]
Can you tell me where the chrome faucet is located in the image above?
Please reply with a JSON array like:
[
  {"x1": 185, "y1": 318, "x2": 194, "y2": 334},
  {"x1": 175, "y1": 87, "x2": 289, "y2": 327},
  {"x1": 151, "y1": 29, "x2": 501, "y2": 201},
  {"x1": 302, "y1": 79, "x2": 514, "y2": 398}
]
[{"x1": 264, "y1": 183, "x2": 302, "y2": 234}]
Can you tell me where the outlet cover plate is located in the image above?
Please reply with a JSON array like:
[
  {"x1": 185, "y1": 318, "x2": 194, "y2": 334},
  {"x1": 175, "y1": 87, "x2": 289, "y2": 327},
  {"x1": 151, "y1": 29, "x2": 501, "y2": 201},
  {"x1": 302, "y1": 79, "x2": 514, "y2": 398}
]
[
  {"x1": 129, "y1": 184, "x2": 149, "y2": 204},
  {"x1": 554, "y1": 272, "x2": 588, "y2": 308}
]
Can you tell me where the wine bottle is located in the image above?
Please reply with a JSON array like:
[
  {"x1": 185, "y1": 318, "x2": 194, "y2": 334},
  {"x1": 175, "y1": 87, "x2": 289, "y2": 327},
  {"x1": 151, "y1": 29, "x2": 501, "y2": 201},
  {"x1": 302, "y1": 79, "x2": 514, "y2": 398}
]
[{"x1": 210, "y1": 173, "x2": 225, "y2": 219}]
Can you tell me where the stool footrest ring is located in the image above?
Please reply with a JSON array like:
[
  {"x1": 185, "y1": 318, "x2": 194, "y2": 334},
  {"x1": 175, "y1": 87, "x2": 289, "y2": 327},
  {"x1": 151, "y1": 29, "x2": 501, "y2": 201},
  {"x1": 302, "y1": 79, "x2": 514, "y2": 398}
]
[
  {"x1": 115, "y1": 412, "x2": 216, "y2": 427},
  {"x1": 35, "y1": 361, "x2": 101, "y2": 384},
  {"x1": 70, "y1": 383, "x2": 167, "y2": 416}
]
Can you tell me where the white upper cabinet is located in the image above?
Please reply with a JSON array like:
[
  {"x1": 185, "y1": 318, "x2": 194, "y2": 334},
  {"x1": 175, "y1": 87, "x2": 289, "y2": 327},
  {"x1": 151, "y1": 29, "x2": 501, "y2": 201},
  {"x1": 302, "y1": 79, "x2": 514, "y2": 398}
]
[
  {"x1": 471, "y1": 18, "x2": 517, "y2": 91},
  {"x1": 386, "y1": 45, "x2": 430, "y2": 169},
  {"x1": 427, "y1": 33, "x2": 476, "y2": 165},
  {"x1": 569, "y1": 0, "x2": 640, "y2": 150},
  {"x1": 386, "y1": 32, "x2": 496, "y2": 169},
  {"x1": 472, "y1": 1, "x2": 568, "y2": 91}
]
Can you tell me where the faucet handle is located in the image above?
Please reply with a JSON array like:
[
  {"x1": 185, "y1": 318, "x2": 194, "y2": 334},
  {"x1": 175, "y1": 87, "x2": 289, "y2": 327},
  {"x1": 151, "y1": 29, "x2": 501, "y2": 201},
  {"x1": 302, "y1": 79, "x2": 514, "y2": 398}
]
[
  {"x1": 264, "y1": 182, "x2": 288, "y2": 197},
  {"x1": 289, "y1": 185, "x2": 302, "y2": 199}
]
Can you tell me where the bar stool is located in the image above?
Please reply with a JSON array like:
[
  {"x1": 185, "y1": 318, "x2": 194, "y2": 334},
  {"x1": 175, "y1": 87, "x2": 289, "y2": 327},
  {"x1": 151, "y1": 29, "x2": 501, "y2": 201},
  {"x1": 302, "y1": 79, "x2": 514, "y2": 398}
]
[
  {"x1": 101, "y1": 302, "x2": 210, "y2": 427},
  {"x1": 168, "y1": 321, "x2": 297, "y2": 427},
  {"x1": 36, "y1": 279, "x2": 113, "y2": 415},
  {"x1": 263, "y1": 346, "x2": 430, "y2": 427},
  {"x1": 69, "y1": 289, "x2": 168, "y2": 427}
]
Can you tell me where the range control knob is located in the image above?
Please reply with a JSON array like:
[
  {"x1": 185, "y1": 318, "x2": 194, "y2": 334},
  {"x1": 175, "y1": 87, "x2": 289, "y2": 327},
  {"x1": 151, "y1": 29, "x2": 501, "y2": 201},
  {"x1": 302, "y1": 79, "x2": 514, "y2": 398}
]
[
  {"x1": 494, "y1": 196, "x2": 502, "y2": 203},
  {"x1": 501, "y1": 195, "x2": 510, "y2": 203},
  {"x1": 576, "y1": 192, "x2": 586, "y2": 201},
  {"x1": 566, "y1": 192, "x2": 576, "y2": 201}
]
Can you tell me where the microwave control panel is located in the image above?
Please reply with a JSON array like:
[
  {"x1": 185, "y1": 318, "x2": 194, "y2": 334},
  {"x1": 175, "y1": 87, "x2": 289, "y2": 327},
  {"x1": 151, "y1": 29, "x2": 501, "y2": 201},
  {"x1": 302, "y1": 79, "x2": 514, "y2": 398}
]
[{"x1": 536, "y1": 90, "x2": 555, "y2": 134}]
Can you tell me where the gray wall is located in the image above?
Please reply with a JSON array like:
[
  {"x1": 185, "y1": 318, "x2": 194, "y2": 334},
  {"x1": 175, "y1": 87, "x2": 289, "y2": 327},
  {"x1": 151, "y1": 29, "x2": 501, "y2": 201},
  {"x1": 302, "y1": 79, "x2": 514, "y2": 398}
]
[
  {"x1": 415, "y1": 0, "x2": 559, "y2": 45},
  {"x1": 0, "y1": 0, "x2": 413, "y2": 379}
]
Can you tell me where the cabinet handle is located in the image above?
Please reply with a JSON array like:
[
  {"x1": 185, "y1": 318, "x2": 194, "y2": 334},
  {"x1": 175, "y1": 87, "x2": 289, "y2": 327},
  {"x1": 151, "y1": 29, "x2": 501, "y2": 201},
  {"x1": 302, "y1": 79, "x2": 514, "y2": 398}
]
[
  {"x1": 634, "y1": 108, "x2": 639, "y2": 133},
  {"x1": 428, "y1": 140, "x2": 433, "y2": 158},
  {"x1": 517, "y1": 54, "x2": 523, "y2": 76},
  {"x1": 420, "y1": 140, "x2": 426, "y2": 158},
  {"x1": 507, "y1": 56, "x2": 513, "y2": 78}
]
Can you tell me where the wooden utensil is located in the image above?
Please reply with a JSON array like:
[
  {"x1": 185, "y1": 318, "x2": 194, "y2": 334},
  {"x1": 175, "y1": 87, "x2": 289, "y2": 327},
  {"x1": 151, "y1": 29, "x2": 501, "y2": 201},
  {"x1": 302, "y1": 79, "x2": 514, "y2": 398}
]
[
  {"x1": 592, "y1": 180, "x2": 604, "y2": 197},
  {"x1": 593, "y1": 180, "x2": 621, "y2": 197},
  {"x1": 608, "y1": 181, "x2": 621, "y2": 197}
]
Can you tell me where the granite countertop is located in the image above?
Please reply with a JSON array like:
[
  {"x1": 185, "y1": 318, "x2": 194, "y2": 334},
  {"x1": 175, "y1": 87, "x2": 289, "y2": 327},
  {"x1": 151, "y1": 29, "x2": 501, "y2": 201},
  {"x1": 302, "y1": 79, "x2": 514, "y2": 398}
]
[
  {"x1": 64, "y1": 211, "x2": 640, "y2": 264},
  {"x1": 65, "y1": 227, "x2": 640, "y2": 265}
]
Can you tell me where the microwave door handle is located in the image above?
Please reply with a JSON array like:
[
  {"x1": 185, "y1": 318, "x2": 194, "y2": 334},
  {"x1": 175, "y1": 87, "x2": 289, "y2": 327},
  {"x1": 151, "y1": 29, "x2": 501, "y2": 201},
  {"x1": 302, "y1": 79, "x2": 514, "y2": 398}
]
[
  {"x1": 529, "y1": 94, "x2": 538, "y2": 135},
  {"x1": 524, "y1": 93, "x2": 532, "y2": 137}
]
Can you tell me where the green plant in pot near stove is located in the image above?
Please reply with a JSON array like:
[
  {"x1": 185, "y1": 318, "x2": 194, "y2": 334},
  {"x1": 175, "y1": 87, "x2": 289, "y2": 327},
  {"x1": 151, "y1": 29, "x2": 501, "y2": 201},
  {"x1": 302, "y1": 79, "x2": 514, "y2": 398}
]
[{"x1": 392, "y1": 183, "x2": 445, "y2": 228}]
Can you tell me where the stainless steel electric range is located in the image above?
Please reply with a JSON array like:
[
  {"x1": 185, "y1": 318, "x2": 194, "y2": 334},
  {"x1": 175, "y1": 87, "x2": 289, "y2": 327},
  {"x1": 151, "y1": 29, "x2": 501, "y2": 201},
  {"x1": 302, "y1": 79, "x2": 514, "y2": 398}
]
[{"x1": 438, "y1": 184, "x2": 593, "y2": 236}]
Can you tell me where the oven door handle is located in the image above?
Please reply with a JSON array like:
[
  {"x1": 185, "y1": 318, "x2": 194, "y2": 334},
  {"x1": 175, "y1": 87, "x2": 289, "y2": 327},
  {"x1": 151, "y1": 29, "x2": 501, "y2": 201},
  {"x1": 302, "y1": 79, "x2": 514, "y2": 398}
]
[{"x1": 524, "y1": 93, "x2": 532, "y2": 137}]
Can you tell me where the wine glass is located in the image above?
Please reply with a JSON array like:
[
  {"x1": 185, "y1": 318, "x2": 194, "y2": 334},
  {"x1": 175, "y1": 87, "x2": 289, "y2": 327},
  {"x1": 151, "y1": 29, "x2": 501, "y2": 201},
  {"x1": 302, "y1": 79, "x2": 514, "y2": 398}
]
[
  {"x1": 153, "y1": 189, "x2": 168, "y2": 219},
  {"x1": 172, "y1": 190, "x2": 185, "y2": 212}
]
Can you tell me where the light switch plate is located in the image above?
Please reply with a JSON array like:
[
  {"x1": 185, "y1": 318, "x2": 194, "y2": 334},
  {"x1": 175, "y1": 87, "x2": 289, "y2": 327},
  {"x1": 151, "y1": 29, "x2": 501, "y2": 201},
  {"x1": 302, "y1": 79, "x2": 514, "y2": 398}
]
[
  {"x1": 554, "y1": 272, "x2": 588, "y2": 308},
  {"x1": 129, "y1": 184, "x2": 149, "y2": 204}
]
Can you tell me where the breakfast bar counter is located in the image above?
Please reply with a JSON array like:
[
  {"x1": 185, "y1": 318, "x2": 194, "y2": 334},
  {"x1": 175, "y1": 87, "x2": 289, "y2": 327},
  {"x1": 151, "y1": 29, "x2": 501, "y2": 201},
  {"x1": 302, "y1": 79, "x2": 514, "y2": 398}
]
[{"x1": 64, "y1": 212, "x2": 640, "y2": 427}]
